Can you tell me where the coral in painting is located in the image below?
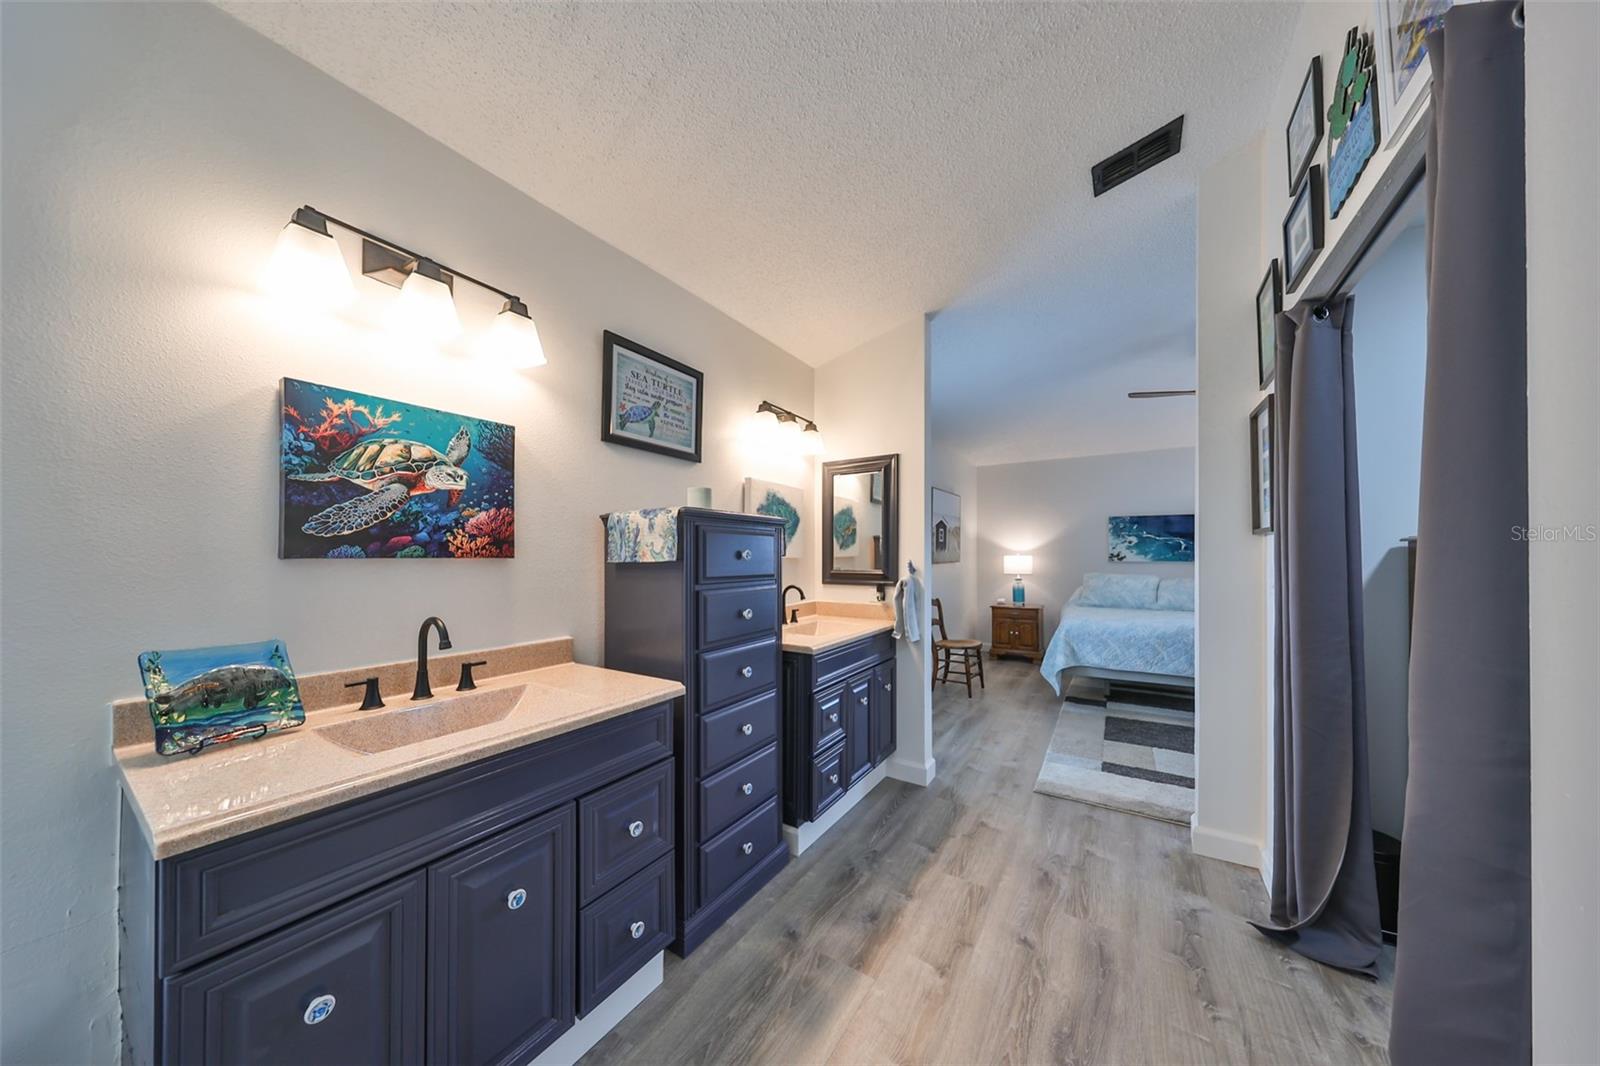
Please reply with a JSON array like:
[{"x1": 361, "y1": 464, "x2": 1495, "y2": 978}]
[
  {"x1": 280, "y1": 378, "x2": 514, "y2": 559},
  {"x1": 138, "y1": 639, "x2": 305, "y2": 756},
  {"x1": 445, "y1": 506, "x2": 515, "y2": 558}
]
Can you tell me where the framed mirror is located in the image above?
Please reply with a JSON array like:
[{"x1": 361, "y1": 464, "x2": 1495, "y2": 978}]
[{"x1": 821, "y1": 454, "x2": 899, "y2": 586}]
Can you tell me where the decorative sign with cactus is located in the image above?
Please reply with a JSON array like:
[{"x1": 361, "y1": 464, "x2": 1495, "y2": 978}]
[
  {"x1": 1327, "y1": 25, "x2": 1382, "y2": 218},
  {"x1": 138, "y1": 640, "x2": 305, "y2": 756}
]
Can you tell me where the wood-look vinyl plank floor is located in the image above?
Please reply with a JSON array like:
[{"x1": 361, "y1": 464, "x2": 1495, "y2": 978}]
[{"x1": 581, "y1": 659, "x2": 1393, "y2": 1066}]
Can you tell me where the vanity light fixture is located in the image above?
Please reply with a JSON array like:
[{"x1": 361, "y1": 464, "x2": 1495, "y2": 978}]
[
  {"x1": 756, "y1": 400, "x2": 825, "y2": 455},
  {"x1": 262, "y1": 207, "x2": 356, "y2": 311},
  {"x1": 265, "y1": 204, "x2": 546, "y2": 367}
]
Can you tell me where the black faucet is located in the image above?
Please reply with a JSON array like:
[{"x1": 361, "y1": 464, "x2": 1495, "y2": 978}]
[
  {"x1": 782, "y1": 584, "x2": 807, "y2": 624},
  {"x1": 413, "y1": 617, "x2": 453, "y2": 700}
]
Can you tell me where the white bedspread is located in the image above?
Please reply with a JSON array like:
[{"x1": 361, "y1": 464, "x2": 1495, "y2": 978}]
[{"x1": 1039, "y1": 603, "x2": 1196, "y2": 696}]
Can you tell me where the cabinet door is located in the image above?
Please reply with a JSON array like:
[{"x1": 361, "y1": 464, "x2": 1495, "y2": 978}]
[
  {"x1": 872, "y1": 659, "x2": 897, "y2": 765},
  {"x1": 428, "y1": 806, "x2": 575, "y2": 1066},
  {"x1": 163, "y1": 873, "x2": 424, "y2": 1066},
  {"x1": 845, "y1": 673, "x2": 873, "y2": 786}
]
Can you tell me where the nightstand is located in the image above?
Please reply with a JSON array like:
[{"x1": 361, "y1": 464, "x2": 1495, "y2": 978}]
[{"x1": 990, "y1": 604, "x2": 1044, "y2": 663}]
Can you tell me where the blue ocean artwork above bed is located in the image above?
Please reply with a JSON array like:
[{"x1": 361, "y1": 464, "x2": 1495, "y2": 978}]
[{"x1": 1108, "y1": 514, "x2": 1195, "y2": 563}]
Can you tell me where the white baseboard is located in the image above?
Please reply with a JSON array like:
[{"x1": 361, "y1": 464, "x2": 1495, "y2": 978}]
[
  {"x1": 885, "y1": 755, "x2": 936, "y2": 787},
  {"x1": 783, "y1": 763, "x2": 889, "y2": 856},
  {"x1": 527, "y1": 951, "x2": 662, "y2": 1066},
  {"x1": 1190, "y1": 821, "x2": 1265, "y2": 872}
]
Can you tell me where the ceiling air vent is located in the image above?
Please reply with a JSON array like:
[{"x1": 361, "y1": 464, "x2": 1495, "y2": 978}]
[{"x1": 1091, "y1": 116, "x2": 1185, "y2": 197}]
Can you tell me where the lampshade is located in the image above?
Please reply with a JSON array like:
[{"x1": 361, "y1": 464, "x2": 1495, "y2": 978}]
[
  {"x1": 389, "y1": 259, "x2": 461, "y2": 343},
  {"x1": 481, "y1": 298, "x2": 546, "y2": 368},
  {"x1": 800, "y1": 422, "x2": 825, "y2": 455},
  {"x1": 261, "y1": 209, "x2": 354, "y2": 311},
  {"x1": 1003, "y1": 554, "x2": 1034, "y2": 576}
]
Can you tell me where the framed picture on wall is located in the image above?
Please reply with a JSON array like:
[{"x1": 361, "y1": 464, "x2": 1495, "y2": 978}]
[
  {"x1": 1256, "y1": 260, "x2": 1282, "y2": 389},
  {"x1": 601, "y1": 331, "x2": 704, "y2": 462},
  {"x1": 1250, "y1": 394, "x2": 1275, "y2": 534},
  {"x1": 1282, "y1": 165, "x2": 1326, "y2": 292},
  {"x1": 1285, "y1": 56, "x2": 1323, "y2": 194},
  {"x1": 742, "y1": 477, "x2": 805, "y2": 558},
  {"x1": 931, "y1": 487, "x2": 961, "y2": 564},
  {"x1": 1373, "y1": 0, "x2": 1468, "y2": 143}
]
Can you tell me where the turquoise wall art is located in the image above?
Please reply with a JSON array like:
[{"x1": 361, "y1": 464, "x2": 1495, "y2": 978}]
[
  {"x1": 281, "y1": 378, "x2": 514, "y2": 559},
  {"x1": 743, "y1": 477, "x2": 806, "y2": 558},
  {"x1": 1108, "y1": 514, "x2": 1195, "y2": 563},
  {"x1": 138, "y1": 639, "x2": 305, "y2": 756}
]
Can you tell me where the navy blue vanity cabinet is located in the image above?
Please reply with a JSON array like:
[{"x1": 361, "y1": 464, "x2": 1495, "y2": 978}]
[
  {"x1": 121, "y1": 701, "x2": 676, "y2": 1066},
  {"x1": 428, "y1": 806, "x2": 574, "y2": 1066},
  {"x1": 603, "y1": 508, "x2": 790, "y2": 956},
  {"x1": 782, "y1": 631, "x2": 897, "y2": 825}
]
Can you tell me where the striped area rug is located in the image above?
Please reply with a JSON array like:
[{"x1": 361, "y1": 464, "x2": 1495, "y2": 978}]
[{"x1": 1033, "y1": 681, "x2": 1195, "y2": 824}]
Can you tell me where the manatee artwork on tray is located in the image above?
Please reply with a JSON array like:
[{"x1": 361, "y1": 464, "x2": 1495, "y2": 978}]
[
  {"x1": 138, "y1": 639, "x2": 305, "y2": 756},
  {"x1": 280, "y1": 378, "x2": 514, "y2": 559}
]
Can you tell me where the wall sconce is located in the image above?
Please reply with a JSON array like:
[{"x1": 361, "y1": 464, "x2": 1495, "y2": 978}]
[
  {"x1": 265, "y1": 205, "x2": 546, "y2": 368},
  {"x1": 756, "y1": 400, "x2": 824, "y2": 455}
]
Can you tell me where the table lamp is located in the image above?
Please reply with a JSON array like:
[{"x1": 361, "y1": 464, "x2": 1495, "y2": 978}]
[{"x1": 1003, "y1": 554, "x2": 1033, "y2": 604}]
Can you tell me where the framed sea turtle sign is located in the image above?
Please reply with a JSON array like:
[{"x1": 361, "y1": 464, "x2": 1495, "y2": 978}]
[
  {"x1": 280, "y1": 377, "x2": 515, "y2": 559},
  {"x1": 601, "y1": 331, "x2": 704, "y2": 463}
]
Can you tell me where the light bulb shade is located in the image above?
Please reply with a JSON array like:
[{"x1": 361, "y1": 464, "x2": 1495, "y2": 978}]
[
  {"x1": 801, "y1": 423, "x2": 825, "y2": 455},
  {"x1": 1003, "y1": 554, "x2": 1034, "y2": 576},
  {"x1": 262, "y1": 210, "x2": 354, "y2": 311},
  {"x1": 482, "y1": 299, "x2": 546, "y2": 368},
  {"x1": 389, "y1": 261, "x2": 461, "y2": 343}
]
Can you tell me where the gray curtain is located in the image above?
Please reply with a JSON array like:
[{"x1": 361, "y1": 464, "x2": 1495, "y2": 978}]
[
  {"x1": 1390, "y1": 4, "x2": 1530, "y2": 1062},
  {"x1": 1252, "y1": 298, "x2": 1383, "y2": 976}
]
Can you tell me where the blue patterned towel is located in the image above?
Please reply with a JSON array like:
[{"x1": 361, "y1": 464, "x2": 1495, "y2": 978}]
[{"x1": 605, "y1": 507, "x2": 680, "y2": 562}]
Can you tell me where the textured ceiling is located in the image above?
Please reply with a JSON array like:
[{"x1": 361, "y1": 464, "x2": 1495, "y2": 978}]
[{"x1": 223, "y1": 1, "x2": 1297, "y2": 464}]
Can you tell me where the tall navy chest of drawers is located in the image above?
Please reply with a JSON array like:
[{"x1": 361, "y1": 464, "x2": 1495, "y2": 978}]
[{"x1": 603, "y1": 508, "x2": 790, "y2": 955}]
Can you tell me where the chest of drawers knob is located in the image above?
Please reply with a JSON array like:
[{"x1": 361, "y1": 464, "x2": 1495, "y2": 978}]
[
  {"x1": 302, "y1": 994, "x2": 336, "y2": 1026},
  {"x1": 739, "y1": 722, "x2": 754, "y2": 736},
  {"x1": 829, "y1": 772, "x2": 839, "y2": 785},
  {"x1": 741, "y1": 841, "x2": 754, "y2": 856},
  {"x1": 626, "y1": 820, "x2": 645, "y2": 839},
  {"x1": 505, "y1": 888, "x2": 527, "y2": 911},
  {"x1": 629, "y1": 920, "x2": 646, "y2": 940},
  {"x1": 736, "y1": 548, "x2": 752, "y2": 560},
  {"x1": 740, "y1": 666, "x2": 754, "y2": 678},
  {"x1": 740, "y1": 782, "x2": 753, "y2": 796},
  {"x1": 740, "y1": 607, "x2": 754, "y2": 620}
]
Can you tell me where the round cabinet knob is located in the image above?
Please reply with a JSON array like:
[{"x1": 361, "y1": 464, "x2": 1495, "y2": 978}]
[
  {"x1": 506, "y1": 888, "x2": 527, "y2": 911},
  {"x1": 829, "y1": 772, "x2": 839, "y2": 785},
  {"x1": 303, "y1": 994, "x2": 336, "y2": 1026},
  {"x1": 739, "y1": 723, "x2": 754, "y2": 736},
  {"x1": 737, "y1": 549, "x2": 752, "y2": 560},
  {"x1": 859, "y1": 696, "x2": 869, "y2": 705},
  {"x1": 740, "y1": 666, "x2": 754, "y2": 678},
  {"x1": 740, "y1": 607, "x2": 754, "y2": 620},
  {"x1": 885, "y1": 683, "x2": 893, "y2": 692},
  {"x1": 628, "y1": 820, "x2": 645, "y2": 838},
  {"x1": 630, "y1": 920, "x2": 646, "y2": 940},
  {"x1": 740, "y1": 782, "x2": 754, "y2": 795},
  {"x1": 829, "y1": 712, "x2": 839, "y2": 723},
  {"x1": 741, "y1": 841, "x2": 754, "y2": 855}
]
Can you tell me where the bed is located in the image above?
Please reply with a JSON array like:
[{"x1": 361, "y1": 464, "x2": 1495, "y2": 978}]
[{"x1": 1039, "y1": 573, "x2": 1195, "y2": 697}]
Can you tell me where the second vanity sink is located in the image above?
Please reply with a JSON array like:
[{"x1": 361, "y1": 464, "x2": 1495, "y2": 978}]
[{"x1": 319, "y1": 685, "x2": 525, "y2": 754}]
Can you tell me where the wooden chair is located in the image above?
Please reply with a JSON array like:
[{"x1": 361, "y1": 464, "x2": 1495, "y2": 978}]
[{"x1": 931, "y1": 597, "x2": 985, "y2": 698}]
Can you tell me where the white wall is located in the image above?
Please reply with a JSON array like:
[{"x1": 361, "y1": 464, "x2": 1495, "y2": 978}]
[
  {"x1": 0, "y1": 5, "x2": 816, "y2": 1062},
  {"x1": 975, "y1": 448, "x2": 1195, "y2": 643},
  {"x1": 1526, "y1": 2, "x2": 1600, "y2": 1061},
  {"x1": 1193, "y1": 131, "x2": 1272, "y2": 870},
  {"x1": 928, "y1": 442, "x2": 979, "y2": 640},
  {"x1": 1351, "y1": 225, "x2": 1427, "y2": 839},
  {"x1": 811, "y1": 318, "x2": 935, "y2": 785}
]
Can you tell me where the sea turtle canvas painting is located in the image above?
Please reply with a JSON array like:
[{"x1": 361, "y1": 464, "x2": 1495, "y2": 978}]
[
  {"x1": 281, "y1": 378, "x2": 514, "y2": 559},
  {"x1": 138, "y1": 639, "x2": 305, "y2": 756}
]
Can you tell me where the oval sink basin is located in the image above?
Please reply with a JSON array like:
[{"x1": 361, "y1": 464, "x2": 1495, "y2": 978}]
[{"x1": 319, "y1": 686, "x2": 525, "y2": 754}]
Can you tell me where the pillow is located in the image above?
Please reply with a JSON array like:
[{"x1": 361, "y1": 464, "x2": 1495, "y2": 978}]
[
  {"x1": 1155, "y1": 576, "x2": 1195, "y2": 611},
  {"x1": 1077, "y1": 572, "x2": 1160, "y2": 609}
]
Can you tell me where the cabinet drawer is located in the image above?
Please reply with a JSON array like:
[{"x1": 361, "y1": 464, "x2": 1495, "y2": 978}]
[
  {"x1": 578, "y1": 759, "x2": 674, "y2": 906},
  {"x1": 163, "y1": 873, "x2": 425, "y2": 1066},
  {"x1": 698, "y1": 584, "x2": 778, "y2": 647},
  {"x1": 428, "y1": 807, "x2": 574, "y2": 1066},
  {"x1": 810, "y1": 741, "x2": 846, "y2": 820},
  {"x1": 698, "y1": 743, "x2": 779, "y2": 840},
  {"x1": 812, "y1": 683, "x2": 846, "y2": 753},
  {"x1": 698, "y1": 527, "x2": 777, "y2": 581},
  {"x1": 698, "y1": 637, "x2": 778, "y2": 710},
  {"x1": 578, "y1": 856, "x2": 673, "y2": 1017},
  {"x1": 698, "y1": 798, "x2": 782, "y2": 903},
  {"x1": 699, "y1": 690, "x2": 779, "y2": 776}
]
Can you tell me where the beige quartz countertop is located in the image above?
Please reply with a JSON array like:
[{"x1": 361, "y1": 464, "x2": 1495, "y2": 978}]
[
  {"x1": 113, "y1": 640, "x2": 683, "y2": 859},
  {"x1": 781, "y1": 601, "x2": 896, "y2": 654}
]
